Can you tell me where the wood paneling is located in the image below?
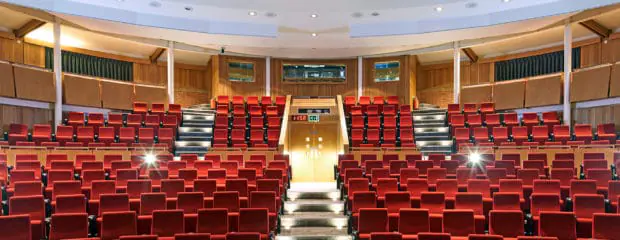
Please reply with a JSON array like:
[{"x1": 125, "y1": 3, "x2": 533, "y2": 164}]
[
  {"x1": 13, "y1": 64, "x2": 55, "y2": 102},
  {"x1": 570, "y1": 64, "x2": 611, "y2": 102},
  {"x1": 524, "y1": 73, "x2": 562, "y2": 107},
  {"x1": 133, "y1": 63, "x2": 166, "y2": 86},
  {"x1": 101, "y1": 80, "x2": 134, "y2": 110},
  {"x1": 574, "y1": 104, "x2": 620, "y2": 131},
  {"x1": 493, "y1": 80, "x2": 525, "y2": 110},
  {"x1": 363, "y1": 56, "x2": 410, "y2": 104},
  {"x1": 610, "y1": 62, "x2": 620, "y2": 97},
  {"x1": 580, "y1": 41, "x2": 603, "y2": 68},
  {"x1": 211, "y1": 55, "x2": 266, "y2": 97},
  {"x1": 0, "y1": 37, "x2": 24, "y2": 63},
  {"x1": 460, "y1": 84, "x2": 492, "y2": 104},
  {"x1": 134, "y1": 84, "x2": 168, "y2": 107},
  {"x1": 416, "y1": 61, "x2": 488, "y2": 108},
  {"x1": 602, "y1": 35, "x2": 620, "y2": 64},
  {"x1": 0, "y1": 104, "x2": 53, "y2": 134},
  {"x1": 0, "y1": 61, "x2": 15, "y2": 97},
  {"x1": 63, "y1": 74, "x2": 102, "y2": 108},
  {"x1": 270, "y1": 58, "x2": 357, "y2": 97}
]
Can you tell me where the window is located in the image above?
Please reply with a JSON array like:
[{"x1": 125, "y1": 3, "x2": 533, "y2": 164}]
[
  {"x1": 374, "y1": 61, "x2": 400, "y2": 82},
  {"x1": 45, "y1": 47, "x2": 133, "y2": 81},
  {"x1": 228, "y1": 61, "x2": 255, "y2": 82},
  {"x1": 282, "y1": 63, "x2": 346, "y2": 83},
  {"x1": 495, "y1": 48, "x2": 581, "y2": 81}
]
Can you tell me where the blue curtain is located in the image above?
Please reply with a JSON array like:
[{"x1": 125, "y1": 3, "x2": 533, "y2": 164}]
[
  {"x1": 45, "y1": 47, "x2": 133, "y2": 81},
  {"x1": 495, "y1": 47, "x2": 580, "y2": 82}
]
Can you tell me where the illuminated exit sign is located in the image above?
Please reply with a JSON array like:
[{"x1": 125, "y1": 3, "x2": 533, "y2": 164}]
[{"x1": 308, "y1": 114, "x2": 320, "y2": 123}]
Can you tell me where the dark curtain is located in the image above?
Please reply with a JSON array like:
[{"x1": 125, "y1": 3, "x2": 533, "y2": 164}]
[
  {"x1": 45, "y1": 47, "x2": 133, "y2": 81},
  {"x1": 495, "y1": 47, "x2": 580, "y2": 82}
]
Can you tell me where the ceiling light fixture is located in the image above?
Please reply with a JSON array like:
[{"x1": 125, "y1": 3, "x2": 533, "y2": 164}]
[
  {"x1": 184, "y1": 6, "x2": 193, "y2": 11},
  {"x1": 248, "y1": 11, "x2": 257, "y2": 16},
  {"x1": 265, "y1": 12, "x2": 277, "y2": 17},
  {"x1": 435, "y1": 6, "x2": 443, "y2": 12},
  {"x1": 311, "y1": 33, "x2": 317, "y2": 37},
  {"x1": 502, "y1": 0, "x2": 511, "y2": 2},
  {"x1": 371, "y1": 12, "x2": 380, "y2": 16},
  {"x1": 310, "y1": 14, "x2": 318, "y2": 18},
  {"x1": 149, "y1": 1, "x2": 161, "y2": 7}
]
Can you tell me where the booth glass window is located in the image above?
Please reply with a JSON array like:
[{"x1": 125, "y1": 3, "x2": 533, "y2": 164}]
[
  {"x1": 228, "y1": 61, "x2": 255, "y2": 82},
  {"x1": 374, "y1": 61, "x2": 400, "y2": 82},
  {"x1": 282, "y1": 63, "x2": 346, "y2": 83}
]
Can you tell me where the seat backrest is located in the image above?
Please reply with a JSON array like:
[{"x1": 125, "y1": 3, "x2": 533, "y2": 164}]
[
  {"x1": 570, "y1": 180, "x2": 598, "y2": 198},
  {"x1": 100, "y1": 211, "x2": 137, "y2": 239},
  {"x1": 466, "y1": 179, "x2": 491, "y2": 198},
  {"x1": 140, "y1": 193, "x2": 166, "y2": 215},
  {"x1": 177, "y1": 192, "x2": 205, "y2": 213},
  {"x1": 9, "y1": 195, "x2": 45, "y2": 221},
  {"x1": 197, "y1": 208, "x2": 229, "y2": 234},
  {"x1": 352, "y1": 191, "x2": 377, "y2": 213},
  {"x1": 49, "y1": 213, "x2": 89, "y2": 240},
  {"x1": 398, "y1": 208, "x2": 429, "y2": 234},
  {"x1": 358, "y1": 208, "x2": 389, "y2": 234},
  {"x1": 442, "y1": 209, "x2": 476, "y2": 236},
  {"x1": 152, "y1": 210, "x2": 185, "y2": 237},
  {"x1": 533, "y1": 180, "x2": 561, "y2": 195},
  {"x1": 384, "y1": 192, "x2": 411, "y2": 213},
  {"x1": 455, "y1": 192, "x2": 483, "y2": 215},
  {"x1": 593, "y1": 213, "x2": 620, "y2": 240},
  {"x1": 530, "y1": 193, "x2": 561, "y2": 217},
  {"x1": 574, "y1": 194, "x2": 605, "y2": 219},
  {"x1": 406, "y1": 179, "x2": 428, "y2": 197},
  {"x1": 489, "y1": 210, "x2": 524, "y2": 238},
  {"x1": 498, "y1": 179, "x2": 523, "y2": 197},
  {"x1": 213, "y1": 191, "x2": 240, "y2": 212},
  {"x1": 420, "y1": 192, "x2": 445, "y2": 214},
  {"x1": 436, "y1": 179, "x2": 458, "y2": 197},
  {"x1": 239, "y1": 208, "x2": 269, "y2": 234},
  {"x1": 517, "y1": 169, "x2": 540, "y2": 186},
  {"x1": 0, "y1": 215, "x2": 31, "y2": 240},
  {"x1": 539, "y1": 212, "x2": 576, "y2": 239},
  {"x1": 99, "y1": 193, "x2": 130, "y2": 215},
  {"x1": 193, "y1": 179, "x2": 217, "y2": 197},
  {"x1": 492, "y1": 192, "x2": 521, "y2": 211}
]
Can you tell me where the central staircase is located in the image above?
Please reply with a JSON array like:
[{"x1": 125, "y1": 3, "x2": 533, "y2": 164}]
[
  {"x1": 277, "y1": 183, "x2": 350, "y2": 240},
  {"x1": 413, "y1": 104, "x2": 453, "y2": 155},
  {"x1": 174, "y1": 104, "x2": 215, "y2": 156}
]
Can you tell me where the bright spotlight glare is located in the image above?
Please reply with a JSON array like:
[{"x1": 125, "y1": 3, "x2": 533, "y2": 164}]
[
  {"x1": 469, "y1": 153, "x2": 481, "y2": 164},
  {"x1": 145, "y1": 154, "x2": 157, "y2": 164}
]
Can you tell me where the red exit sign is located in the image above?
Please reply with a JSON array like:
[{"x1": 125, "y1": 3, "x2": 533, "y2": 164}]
[{"x1": 291, "y1": 115, "x2": 308, "y2": 121}]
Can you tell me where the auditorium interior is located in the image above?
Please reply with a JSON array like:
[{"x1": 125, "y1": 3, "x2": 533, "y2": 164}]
[{"x1": 3, "y1": 0, "x2": 620, "y2": 239}]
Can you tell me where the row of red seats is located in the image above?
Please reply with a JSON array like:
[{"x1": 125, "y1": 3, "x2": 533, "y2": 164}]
[
  {"x1": 356, "y1": 208, "x2": 619, "y2": 240},
  {"x1": 345, "y1": 172, "x2": 619, "y2": 238},
  {"x1": 132, "y1": 102, "x2": 182, "y2": 118},
  {"x1": 449, "y1": 112, "x2": 560, "y2": 132},
  {"x1": 212, "y1": 129, "x2": 280, "y2": 148},
  {"x1": 215, "y1": 96, "x2": 285, "y2": 116},
  {"x1": 350, "y1": 128, "x2": 415, "y2": 147},
  {"x1": 448, "y1": 102, "x2": 495, "y2": 116},
  {"x1": 4, "y1": 124, "x2": 175, "y2": 149},
  {"x1": 1, "y1": 212, "x2": 270, "y2": 240},
  {"x1": 350, "y1": 114, "x2": 412, "y2": 130},
  {"x1": 344, "y1": 96, "x2": 405, "y2": 115},
  {"x1": 453, "y1": 125, "x2": 617, "y2": 148},
  {"x1": 3, "y1": 192, "x2": 276, "y2": 240},
  {"x1": 66, "y1": 111, "x2": 179, "y2": 134},
  {"x1": 215, "y1": 116, "x2": 281, "y2": 131}
]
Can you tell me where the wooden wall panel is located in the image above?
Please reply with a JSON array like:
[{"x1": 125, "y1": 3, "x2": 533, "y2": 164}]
[
  {"x1": 0, "y1": 37, "x2": 24, "y2": 63},
  {"x1": 570, "y1": 64, "x2": 611, "y2": 102},
  {"x1": 601, "y1": 37, "x2": 620, "y2": 64},
  {"x1": 416, "y1": 63, "x2": 453, "y2": 108},
  {"x1": 63, "y1": 74, "x2": 102, "y2": 108},
  {"x1": 524, "y1": 73, "x2": 562, "y2": 107},
  {"x1": 133, "y1": 63, "x2": 166, "y2": 86},
  {"x1": 580, "y1": 41, "x2": 603, "y2": 68},
  {"x1": 23, "y1": 43, "x2": 45, "y2": 68},
  {"x1": 493, "y1": 80, "x2": 525, "y2": 110},
  {"x1": 363, "y1": 55, "x2": 410, "y2": 104},
  {"x1": 212, "y1": 55, "x2": 266, "y2": 97},
  {"x1": 573, "y1": 104, "x2": 620, "y2": 131},
  {"x1": 610, "y1": 62, "x2": 620, "y2": 97},
  {"x1": 460, "y1": 84, "x2": 492, "y2": 104},
  {"x1": 101, "y1": 80, "x2": 133, "y2": 110},
  {"x1": 0, "y1": 61, "x2": 15, "y2": 97},
  {"x1": 13, "y1": 64, "x2": 55, "y2": 102},
  {"x1": 270, "y1": 58, "x2": 357, "y2": 97},
  {"x1": 134, "y1": 85, "x2": 168, "y2": 107},
  {"x1": 0, "y1": 104, "x2": 53, "y2": 134}
]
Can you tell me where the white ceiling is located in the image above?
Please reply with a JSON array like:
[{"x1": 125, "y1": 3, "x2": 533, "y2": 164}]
[{"x1": 0, "y1": 1, "x2": 618, "y2": 64}]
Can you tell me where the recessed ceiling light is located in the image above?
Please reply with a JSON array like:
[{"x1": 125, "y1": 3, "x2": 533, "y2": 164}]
[
  {"x1": 184, "y1": 6, "x2": 193, "y2": 11},
  {"x1": 311, "y1": 33, "x2": 317, "y2": 37},
  {"x1": 117, "y1": 0, "x2": 124, "y2": 2},
  {"x1": 248, "y1": 11, "x2": 257, "y2": 16},
  {"x1": 435, "y1": 6, "x2": 443, "y2": 12},
  {"x1": 310, "y1": 13, "x2": 318, "y2": 18},
  {"x1": 352, "y1": 12, "x2": 363, "y2": 18},
  {"x1": 265, "y1": 12, "x2": 277, "y2": 17},
  {"x1": 502, "y1": 0, "x2": 511, "y2": 2},
  {"x1": 371, "y1": 12, "x2": 380, "y2": 16},
  {"x1": 465, "y1": 2, "x2": 478, "y2": 8},
  {"x1": 149, "y1": 1, "x2": 161, "y2": 7}
]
